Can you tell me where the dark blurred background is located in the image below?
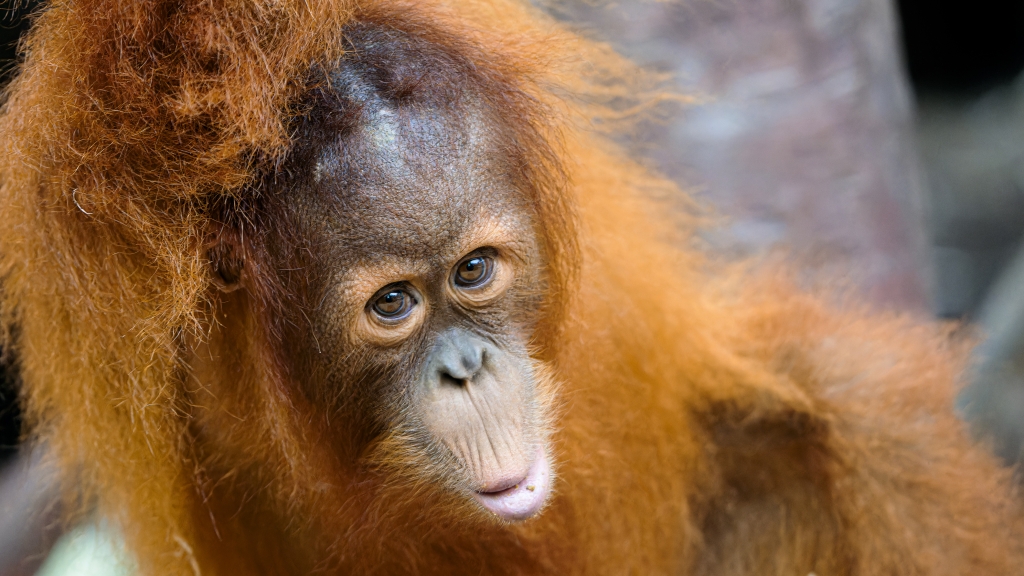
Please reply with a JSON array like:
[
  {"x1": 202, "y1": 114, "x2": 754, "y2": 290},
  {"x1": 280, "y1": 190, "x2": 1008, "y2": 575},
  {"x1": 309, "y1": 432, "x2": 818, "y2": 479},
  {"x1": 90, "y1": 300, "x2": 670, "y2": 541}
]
[
  {"x1": 0, "y1": 1, "x2": 34, "y2": 473},
  {"x1": 900, "y1": 0, "x2": 1024, "y2": 92},
  {"x1": 1, "y1": 0, "x2": 1024, "y2": 573},
  {"x1": 549, "y1": 0, "x2": 1024, "y2": 318}
]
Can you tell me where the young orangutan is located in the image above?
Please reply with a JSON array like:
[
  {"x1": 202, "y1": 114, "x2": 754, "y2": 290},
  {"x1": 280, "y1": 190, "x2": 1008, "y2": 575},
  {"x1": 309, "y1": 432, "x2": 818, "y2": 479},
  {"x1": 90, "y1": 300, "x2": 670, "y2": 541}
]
[{"x1": 0, "y1": 0, "x2": 1020, "y2": 574}]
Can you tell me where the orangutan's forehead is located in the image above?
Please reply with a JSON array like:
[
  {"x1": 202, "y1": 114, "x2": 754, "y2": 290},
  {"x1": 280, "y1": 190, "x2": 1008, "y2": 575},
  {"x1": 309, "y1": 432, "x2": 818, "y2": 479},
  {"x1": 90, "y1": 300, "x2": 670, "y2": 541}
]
[
  {"x1": 317, "y1": 178, "x2": 530, "y2": 263},
  {"x1": 299, "y1": 104, "x2": 532, "y2": 262}
]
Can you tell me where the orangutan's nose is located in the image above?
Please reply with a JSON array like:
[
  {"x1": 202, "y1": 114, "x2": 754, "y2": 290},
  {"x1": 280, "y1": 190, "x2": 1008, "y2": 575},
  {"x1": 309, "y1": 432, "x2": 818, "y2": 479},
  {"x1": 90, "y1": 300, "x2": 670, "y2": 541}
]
[{"x1": 430, "y1": 329, "x2": 487, "y2": 385}]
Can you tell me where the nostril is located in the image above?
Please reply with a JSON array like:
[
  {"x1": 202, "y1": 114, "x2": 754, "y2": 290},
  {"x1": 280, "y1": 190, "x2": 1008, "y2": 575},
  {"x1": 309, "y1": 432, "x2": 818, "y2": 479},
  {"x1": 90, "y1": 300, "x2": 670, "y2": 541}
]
[
  {"x1": 431, "y1": 331, "x2": 488, "y2": 387},
  {"x1": 439, "y1": 371, "x2": 466, "y2": 387}
]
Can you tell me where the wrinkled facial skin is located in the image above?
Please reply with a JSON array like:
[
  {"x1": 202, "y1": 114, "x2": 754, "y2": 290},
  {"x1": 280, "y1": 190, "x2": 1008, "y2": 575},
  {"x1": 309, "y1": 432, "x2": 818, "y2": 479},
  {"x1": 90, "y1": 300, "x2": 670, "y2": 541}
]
[{"x1": 265, "y1": 78, "x2": 553, "y2": 521}]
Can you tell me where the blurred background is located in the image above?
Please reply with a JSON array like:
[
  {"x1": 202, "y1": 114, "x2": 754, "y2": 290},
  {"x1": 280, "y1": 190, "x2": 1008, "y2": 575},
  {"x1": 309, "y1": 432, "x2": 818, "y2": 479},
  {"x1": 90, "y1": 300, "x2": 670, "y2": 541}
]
[{"x1": 1, "y1": 0, "x2": 1024, "y2": 573}]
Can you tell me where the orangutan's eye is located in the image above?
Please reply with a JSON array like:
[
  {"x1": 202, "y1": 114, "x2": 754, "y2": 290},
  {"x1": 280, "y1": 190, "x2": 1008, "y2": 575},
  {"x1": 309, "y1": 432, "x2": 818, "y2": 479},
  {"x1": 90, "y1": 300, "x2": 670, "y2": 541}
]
[
  {"x1": 453, "y1": 254, "x2": 493, "y2": 288},
  {"x1": 371, "y1": 287, "x2": 416, "y2": 320}
]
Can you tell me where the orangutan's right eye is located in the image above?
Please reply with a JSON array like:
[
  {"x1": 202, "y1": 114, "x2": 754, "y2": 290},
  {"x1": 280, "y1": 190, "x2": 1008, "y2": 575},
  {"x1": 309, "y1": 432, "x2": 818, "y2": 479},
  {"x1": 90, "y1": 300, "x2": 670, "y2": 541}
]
[{"x1": 370, "y1": 286, "x2": 417, "y2": 321}]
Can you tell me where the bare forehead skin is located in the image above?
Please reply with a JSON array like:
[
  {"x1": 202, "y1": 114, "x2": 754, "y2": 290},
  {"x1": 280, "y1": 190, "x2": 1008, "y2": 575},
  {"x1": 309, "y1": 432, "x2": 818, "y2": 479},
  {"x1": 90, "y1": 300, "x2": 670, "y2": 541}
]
[{"x1": 292, "y1": 102, "x2": 536, "y2": 271}]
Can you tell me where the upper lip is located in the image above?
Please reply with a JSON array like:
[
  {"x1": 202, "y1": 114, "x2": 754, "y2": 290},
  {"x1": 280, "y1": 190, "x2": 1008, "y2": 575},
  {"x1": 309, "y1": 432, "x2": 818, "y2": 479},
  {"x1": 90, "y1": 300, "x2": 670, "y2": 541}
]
[
  {"x1": 470, "y1": 448, "x2": 551, "y2": 522},
  {"x1": 476, "y1": 474, "x2": 528, "y2": 494}
]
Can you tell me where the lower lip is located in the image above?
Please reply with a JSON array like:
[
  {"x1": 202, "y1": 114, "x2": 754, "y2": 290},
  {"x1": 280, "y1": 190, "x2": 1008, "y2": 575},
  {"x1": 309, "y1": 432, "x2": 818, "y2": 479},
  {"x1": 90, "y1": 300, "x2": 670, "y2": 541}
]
[{"x1": 473, "y1": 448, "x2": 551, "y2": 522}]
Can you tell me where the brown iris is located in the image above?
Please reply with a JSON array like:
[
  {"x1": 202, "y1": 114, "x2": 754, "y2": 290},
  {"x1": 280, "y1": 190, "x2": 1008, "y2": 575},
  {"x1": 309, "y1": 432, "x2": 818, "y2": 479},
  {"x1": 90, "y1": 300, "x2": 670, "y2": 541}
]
[
  {"x1": 454, "y1": 255, "x2": 492, "y2": 287},
  {"x1": 372, "y1": 289, "x2": 414, "y2": 319}
]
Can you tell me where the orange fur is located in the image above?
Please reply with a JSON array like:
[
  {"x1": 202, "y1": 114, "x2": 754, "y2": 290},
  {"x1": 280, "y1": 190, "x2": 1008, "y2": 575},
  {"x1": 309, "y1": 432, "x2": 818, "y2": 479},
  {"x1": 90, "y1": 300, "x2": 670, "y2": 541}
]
[{"x1": 1, "y1": 0, "x2": 1022, "y2": 574}]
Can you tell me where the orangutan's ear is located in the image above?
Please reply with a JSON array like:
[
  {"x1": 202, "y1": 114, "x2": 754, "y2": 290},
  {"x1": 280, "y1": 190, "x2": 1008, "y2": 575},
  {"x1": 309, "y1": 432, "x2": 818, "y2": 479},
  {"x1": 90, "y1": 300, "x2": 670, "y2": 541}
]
[{"x1": 206, "y1": 224, "x2": 245, "y2": 293}]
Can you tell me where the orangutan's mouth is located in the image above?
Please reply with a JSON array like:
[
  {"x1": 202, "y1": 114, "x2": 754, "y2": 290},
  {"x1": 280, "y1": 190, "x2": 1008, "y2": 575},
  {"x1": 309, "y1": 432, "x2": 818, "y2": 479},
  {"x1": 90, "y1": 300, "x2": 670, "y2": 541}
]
[{"x1": 473, "y1": 447, "x2": 551, "y2": 522}]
